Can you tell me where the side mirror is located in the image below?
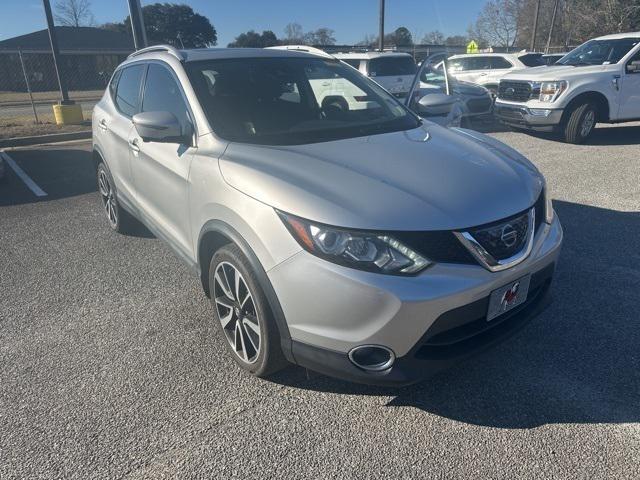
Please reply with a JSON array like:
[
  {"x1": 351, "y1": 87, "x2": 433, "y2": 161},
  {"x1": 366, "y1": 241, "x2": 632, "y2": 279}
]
[
  {"x1": 416, "y1": 93, "x2": 457, "y2": 116},
  {"x1": 132, "y1": 111, "x2": 191, "y2": 144},
  {"x1": 626, "y1": 60, "x2": 640, "y2": 73}
]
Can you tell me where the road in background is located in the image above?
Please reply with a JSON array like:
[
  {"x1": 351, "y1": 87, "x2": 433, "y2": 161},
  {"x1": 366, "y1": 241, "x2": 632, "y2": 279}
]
[{"x1": 1, "y1": 125, "x2": 639, "y2": 479}]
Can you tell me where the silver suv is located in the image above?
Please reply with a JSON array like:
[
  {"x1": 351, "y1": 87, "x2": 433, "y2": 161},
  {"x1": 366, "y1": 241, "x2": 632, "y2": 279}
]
[{"x1": 93, "y1": 45, "x2": 563, "y2": 386}]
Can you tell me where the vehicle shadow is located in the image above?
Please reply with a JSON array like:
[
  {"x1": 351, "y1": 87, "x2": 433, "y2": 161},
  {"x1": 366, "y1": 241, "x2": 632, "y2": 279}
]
[
  {"x1": 586, "y1": 124, "x2": 640, "y2": 146},
  {"x1": 271, "y1": 200, "x2": 640, "y2": 429},
  {"x1": 1, "y1": 147, "x2": 154, "y2": 238}
]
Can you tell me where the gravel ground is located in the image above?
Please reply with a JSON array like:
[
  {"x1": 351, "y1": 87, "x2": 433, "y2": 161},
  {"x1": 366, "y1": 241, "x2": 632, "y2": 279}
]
[{"x1": 1, "y1": 123, "x2": 639, "y2": 479}]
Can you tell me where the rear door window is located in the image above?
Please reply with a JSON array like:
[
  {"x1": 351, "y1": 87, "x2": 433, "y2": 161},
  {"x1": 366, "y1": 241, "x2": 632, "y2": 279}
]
[
  {"x1": 369, "y1": 57, "x2": 416, "y2": 76},
  {"x1": 114, "y1": 64, "x2": 145, "y2": 117}
]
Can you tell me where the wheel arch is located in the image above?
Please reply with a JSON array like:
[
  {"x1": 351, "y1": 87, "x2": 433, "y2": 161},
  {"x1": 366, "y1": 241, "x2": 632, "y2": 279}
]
[
  {"x1": 562, "y1": 91, "x2": 610, "y2": 123},
  {"x1": 197, "y1": 220, "x2": 293, "y2": 356}
]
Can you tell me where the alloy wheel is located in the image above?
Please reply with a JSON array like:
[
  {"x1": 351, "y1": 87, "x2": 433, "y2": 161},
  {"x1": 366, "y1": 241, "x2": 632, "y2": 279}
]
[
  {"x1": 581, "y1": 110, "x2": 595, "y2": 138},
  {"x1": 98, "y1": 169, "x2": 117, "y2": 228},
  {"x1": 213, "y1": 261, "x2": 261, "y2": 364}
]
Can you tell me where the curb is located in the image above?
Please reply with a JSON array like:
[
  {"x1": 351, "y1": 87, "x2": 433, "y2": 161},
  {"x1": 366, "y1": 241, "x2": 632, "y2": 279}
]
[{"x1": 0, "y1": 130, "x2": 92, "y2": 148}]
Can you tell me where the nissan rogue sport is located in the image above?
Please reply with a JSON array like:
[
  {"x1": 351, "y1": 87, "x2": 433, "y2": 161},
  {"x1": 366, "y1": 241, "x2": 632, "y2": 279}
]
[{"x1": 92, "y1": 45, "x2": 563, "y2": 386}]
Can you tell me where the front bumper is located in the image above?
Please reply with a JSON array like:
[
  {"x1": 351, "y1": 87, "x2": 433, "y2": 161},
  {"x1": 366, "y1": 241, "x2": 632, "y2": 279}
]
[
  {"x1": 494, "y1": 102, "x2": 564, "y2": 131},
  {"x1": 268, "y1": 215, "x2": 563, "y2": 386}
]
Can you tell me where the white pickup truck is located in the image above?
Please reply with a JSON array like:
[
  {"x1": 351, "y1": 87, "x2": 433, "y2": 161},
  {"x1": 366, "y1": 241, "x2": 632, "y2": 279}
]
[{"x1": 495, "y1": 32, "x2": 640, "y2": 143}]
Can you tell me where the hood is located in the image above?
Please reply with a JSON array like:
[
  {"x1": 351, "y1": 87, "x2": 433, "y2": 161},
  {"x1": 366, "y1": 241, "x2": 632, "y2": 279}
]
[
  {"x1": 452, "y1": 81, "x2": 488, "y2": 96},
  {"x1": 504, "y1": 64, "x2": 608, "y2": 81},
  {"x1": 219, "y1": 125, "x2": 543, "y2": 231}
]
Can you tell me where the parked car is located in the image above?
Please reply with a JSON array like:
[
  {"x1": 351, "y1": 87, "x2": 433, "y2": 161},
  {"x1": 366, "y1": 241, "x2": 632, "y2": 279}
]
[
  {"x1": 541, "y1": 53, "x2": 568, "y2": 65},
  {"x1": 495, "y1": 32, "x2": 640, "y2": 143},
  {"x1": 333, "y1": 51, "x2": 417, "y2": 100},
  {"x1": 418, "y1": 61, "x2": 494, "y2": 119},
  {"x1": 271, "y1": 45, "x2": 463, "y2": 127},
  {"x1": 93, "y1": 45, "x2": 563, "y2": 386},
  {"x1": 447, "y1": 52, "x2": 545, "y2": 94}
]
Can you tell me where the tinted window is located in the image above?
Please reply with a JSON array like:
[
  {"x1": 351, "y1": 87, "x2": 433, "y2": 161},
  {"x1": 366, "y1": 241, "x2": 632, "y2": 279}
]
[
  {"x1": 369, "y1": 57, "x2": 416, "y2": 76},
  {"x1": 186, "y1": 57, "x2": 417, "y2": 145},
  {"x1": 142, "y1": 63, "x2": 190, "y2": 131},
  {"x1": 109, "y1": 69, "x2": 121, "y2": 100},
  {"x1": 490, "y1": 56, "x2": 514, "y2": 69},
  {"x1": 559, "y1": 38, "x2": 640, "y2": 65},
  {"x1": 518, "y1": 53, "x2": 543, "y2": 67},
  {"x1": 114, "y1": 65, "x2": 144, "y2": 117}
]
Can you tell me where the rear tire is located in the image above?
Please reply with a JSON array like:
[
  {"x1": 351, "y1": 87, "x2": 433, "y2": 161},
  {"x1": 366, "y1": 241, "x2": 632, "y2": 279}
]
[
  {"x1": 208, "y1": 244, "x2": 288, "y2": 377},
  {"x1": 563, "y1": 102, "x2": 596, "y2": 144},
  {"x1": 97, "y1": 162, "x2": 137, "y2": 234}
]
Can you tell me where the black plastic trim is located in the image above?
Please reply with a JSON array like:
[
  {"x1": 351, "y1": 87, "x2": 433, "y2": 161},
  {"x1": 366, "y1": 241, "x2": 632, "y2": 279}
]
[{"x1": 197, "y1": 220, "x2": 294, "y2": 362}]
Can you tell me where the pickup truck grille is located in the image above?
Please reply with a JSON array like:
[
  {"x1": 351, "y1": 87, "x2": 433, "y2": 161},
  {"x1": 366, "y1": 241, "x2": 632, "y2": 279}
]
[{"x1": 498, "y1": 81, "x2": 536, "y2": 102}]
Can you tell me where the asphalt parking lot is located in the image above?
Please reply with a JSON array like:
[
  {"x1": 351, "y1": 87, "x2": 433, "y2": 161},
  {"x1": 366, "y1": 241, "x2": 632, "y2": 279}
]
[{"x1": 1, "y1": 123, "x2": 639, "y2": 479}]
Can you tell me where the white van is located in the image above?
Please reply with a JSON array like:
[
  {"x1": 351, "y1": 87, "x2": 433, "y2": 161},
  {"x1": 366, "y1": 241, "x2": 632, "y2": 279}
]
[{"x1": 333, "y1": 51, "x2": 417, "y2": 100}]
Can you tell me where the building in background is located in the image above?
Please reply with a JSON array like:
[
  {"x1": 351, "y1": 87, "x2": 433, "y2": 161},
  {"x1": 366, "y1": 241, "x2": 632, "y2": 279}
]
[{"x1": 0, "y1": 26, "x2": 134, "y2": 93}]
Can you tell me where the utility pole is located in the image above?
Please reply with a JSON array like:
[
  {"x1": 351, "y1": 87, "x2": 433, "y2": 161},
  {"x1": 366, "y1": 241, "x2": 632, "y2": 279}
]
[
  {"x1": 128, "y1": 0, "x2": 148, "y2": 50},
  {"x1": 378, "y1": 0, "x2": 385, "y2": 52},
  {"x1": 545, "y1": 0, "x2": 560, "y2": 53},
  {"x1": 42, "y1": 0, "x2": 69, "y2": 104},
  {"x1": 530, "y1": 0, "x2": 542, "y2": 52}
]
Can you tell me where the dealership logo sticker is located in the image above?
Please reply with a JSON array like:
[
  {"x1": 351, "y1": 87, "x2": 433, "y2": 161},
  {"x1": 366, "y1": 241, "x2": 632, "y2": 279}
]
[{"x1": 501, "y1": 282, "x2": 520, "y2": 309}]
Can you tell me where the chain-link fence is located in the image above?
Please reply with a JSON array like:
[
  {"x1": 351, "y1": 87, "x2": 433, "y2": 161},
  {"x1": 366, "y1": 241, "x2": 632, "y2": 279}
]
[{"x1": 0, "y1": 49, "x2": 128, "y2": 137}]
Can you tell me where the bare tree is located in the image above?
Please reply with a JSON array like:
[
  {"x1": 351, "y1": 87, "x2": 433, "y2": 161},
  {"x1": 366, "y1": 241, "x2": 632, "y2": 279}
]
[
  {"x1": 55, "y1": 0, "x2": 95, "y2": 27},
  {"x1": 473, "y1": 0, "x2": 522, "y2": 48},
  {"x1": 304, "y1": 28, "x2": 336, "y2": 46},
  {"x1": 421, "y1": 30, "x2": 445, "y2": 44},
  {"x1": 283, "y1": 22, "x2": 305, "y2": 43}
]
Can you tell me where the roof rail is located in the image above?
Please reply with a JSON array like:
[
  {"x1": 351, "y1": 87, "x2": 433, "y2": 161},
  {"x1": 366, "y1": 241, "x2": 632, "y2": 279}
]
[
  {"x1": 265, "y1": 45, "x2": 335, "y2": 59},
  {"x1": 128, "y1": 44, "x2": 185, "y2": 62}
]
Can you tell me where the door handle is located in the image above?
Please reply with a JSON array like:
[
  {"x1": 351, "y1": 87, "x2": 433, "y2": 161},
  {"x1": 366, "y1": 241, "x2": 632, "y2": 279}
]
[
  {"x1": 99, "y1": 119, "x2": 108, "y2": 131},
  {"x1": 479, "y1": 72, "x2": 488, "y2": 76},
  {"x1": 128, "y1": 138, "x2": 140, "y2": 153},
  {"x1": 321, "y1": 82, "x2": 331, "y2": 87}
]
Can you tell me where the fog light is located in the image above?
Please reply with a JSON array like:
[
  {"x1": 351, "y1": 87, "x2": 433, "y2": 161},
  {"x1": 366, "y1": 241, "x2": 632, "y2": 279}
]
[{"x1": 348, "y1": 345, "x2": 395, "y2": 371}]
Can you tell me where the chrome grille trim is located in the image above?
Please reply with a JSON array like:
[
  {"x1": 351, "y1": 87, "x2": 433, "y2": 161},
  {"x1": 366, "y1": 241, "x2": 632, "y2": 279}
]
[{"x1": 453, "y1": 208, "x2": 536, "y2": 272}]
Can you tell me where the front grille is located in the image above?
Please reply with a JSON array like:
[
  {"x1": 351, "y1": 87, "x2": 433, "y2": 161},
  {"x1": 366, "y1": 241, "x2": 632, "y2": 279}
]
[
  {"x1": 466, "y1": 97, "x2": 493, "y2": 114},
  {"x1": 393, "y1": 193, "x2": 544, "y2": 267},
  {"x1": 468, "y1": 210, "x2": 530, "y2": 261},
  {"x1": 498, "y1": 81, "x2": 536, "y2": 102},
  {"x1": 394, "y1": 231, "x2": 476, "y2": 265}
]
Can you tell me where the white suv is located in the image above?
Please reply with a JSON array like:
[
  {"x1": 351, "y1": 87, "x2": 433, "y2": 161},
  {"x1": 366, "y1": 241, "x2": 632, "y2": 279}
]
[
  {"x1": 333, "y1": 51, "x2": 417, "y2": 100},
  {"x1": 495, "y1": 32, "x2": 640, "y2": 143},
  {"x1": 447, "y1": 53, "x2": 544, "y2": 94}
]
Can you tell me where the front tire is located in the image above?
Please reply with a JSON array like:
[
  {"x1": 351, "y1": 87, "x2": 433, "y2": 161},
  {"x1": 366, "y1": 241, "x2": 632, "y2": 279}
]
[
  {"x1": 563, "y1": 102, "x2": 596, "y2": 144},
  {"x1": 208, "y1": 244, "x2": 287, "y2": 377}
]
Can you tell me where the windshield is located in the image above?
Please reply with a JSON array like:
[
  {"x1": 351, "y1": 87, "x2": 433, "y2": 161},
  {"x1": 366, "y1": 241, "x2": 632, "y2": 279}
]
[
  {"x1": 558, "y1": 38, "x2": 640, "y2": 65},
  {"x1": 368, "y1": 56, "x2": 417, "y2": 76},
  {"x1": 186, "y1": 57, "x2": 419, "y2": 145}
]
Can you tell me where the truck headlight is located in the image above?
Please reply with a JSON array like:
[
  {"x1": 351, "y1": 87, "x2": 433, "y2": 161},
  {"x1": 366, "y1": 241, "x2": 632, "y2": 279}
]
[
  {"x1": 539, "y1": 81, "x2": 567, "y2": 103},
  {"x1": 279, "y1": 212, "x2": 431, "y2": 275}
]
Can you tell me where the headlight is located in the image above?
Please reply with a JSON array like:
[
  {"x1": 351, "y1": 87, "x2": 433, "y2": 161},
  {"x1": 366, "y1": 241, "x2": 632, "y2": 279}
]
[
  {"x1": 539, "y1": 81, "x2": 567, "y2": 103},
  {"x1": 544, "y1": 185, "x2": 554, "y2": 224},
  {"x1": 279, "y1": 212, "x2": 431, "y2": 275}
]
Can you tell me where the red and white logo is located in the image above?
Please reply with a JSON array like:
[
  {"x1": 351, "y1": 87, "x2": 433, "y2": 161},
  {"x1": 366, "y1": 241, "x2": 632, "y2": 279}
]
[{"x1": 501, "y1": 282, "x2": 520, "y2": 309}]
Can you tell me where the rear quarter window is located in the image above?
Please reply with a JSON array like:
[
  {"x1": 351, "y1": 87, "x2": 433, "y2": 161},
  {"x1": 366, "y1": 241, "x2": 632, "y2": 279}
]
[
  {"x1": 369, "y1": 57, "x2": 416, "y2": 76},
  {"x1": 518, "y1": 54, "x2": 544, "y2": 67}
]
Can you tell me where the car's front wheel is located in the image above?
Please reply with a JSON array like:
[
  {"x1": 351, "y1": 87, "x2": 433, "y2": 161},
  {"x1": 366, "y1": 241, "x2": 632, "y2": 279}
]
[
  {"x1": 208, "y1": 244, "x2": 287, "y2": 377},
  {"x1": 563, "y1": 102, "x2": 596, "y2": 144}
]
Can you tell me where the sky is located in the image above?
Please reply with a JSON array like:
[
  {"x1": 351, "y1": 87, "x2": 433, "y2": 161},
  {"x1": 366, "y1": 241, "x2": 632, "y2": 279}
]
[{"x1": 1, "y1": 0, "x2": 486, "y2": 46}]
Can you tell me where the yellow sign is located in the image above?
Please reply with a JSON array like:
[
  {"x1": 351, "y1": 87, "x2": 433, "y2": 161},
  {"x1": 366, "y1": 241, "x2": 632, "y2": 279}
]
[{"x1": 466, "y1": 40, "x2": 479, "y2": 54}]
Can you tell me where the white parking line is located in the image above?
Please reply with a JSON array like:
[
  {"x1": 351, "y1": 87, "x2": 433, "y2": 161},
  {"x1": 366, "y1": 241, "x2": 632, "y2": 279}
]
[{"x1": 0, "y1": 151, "x2": 47, "y2": 197}]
